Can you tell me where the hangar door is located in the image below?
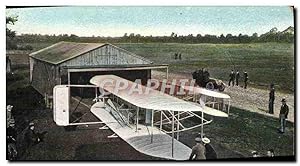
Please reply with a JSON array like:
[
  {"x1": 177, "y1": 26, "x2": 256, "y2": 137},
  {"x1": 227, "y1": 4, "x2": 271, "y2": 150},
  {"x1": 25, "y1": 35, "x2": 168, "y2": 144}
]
[{"x1": 53, "y1": 85, "x2": 69, "y2": 126}]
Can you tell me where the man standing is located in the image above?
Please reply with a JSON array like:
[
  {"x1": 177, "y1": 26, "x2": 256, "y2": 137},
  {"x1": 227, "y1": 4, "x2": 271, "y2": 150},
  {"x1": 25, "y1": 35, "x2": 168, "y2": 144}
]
[
  {"x1": 7, "y1": 105, "x2": 14, "y2": 127},
  {"x1": 228, "y1": 70, "x2": 235, "y2": 86},
  {"x1": 7, "y1": 122, "x2": 17, "y2": 160},
  {"x1": 278, "y1": 99, "x2": 289, "y2": 133},
  {"x1": 203, "y1": 68, "x2": 210, "y2": 84},
  {"x1": 269, "y1": 83, "x2": 275, "y2": 114},
  {"x1": 244, "y1": 71, "x2": 248, "y2": 89},
  {"x1": 235, "y1": 71, "x2": 240, "y2": 86},
  {"x1": 202, "y1": 137, "x2": 217, "y2": 159},
  {"x1": 189, "y1": 137, "x2": 206, "y2": 160}
]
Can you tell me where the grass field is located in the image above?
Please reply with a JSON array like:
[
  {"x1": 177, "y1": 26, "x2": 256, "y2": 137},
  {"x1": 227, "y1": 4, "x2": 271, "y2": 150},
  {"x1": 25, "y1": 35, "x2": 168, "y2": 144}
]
[
  {"x1": 24, "y1": 42, "x2": 294, "y2": 92},
  {"x1": 6, "y1": 57, "x2": 294, "y2": 160},
  {"x1": 188, "y1": 107, "x2": 295, "y2": 157},
  {"x1": 115, "y1": 43, "x2": 294, "y2": 92}
]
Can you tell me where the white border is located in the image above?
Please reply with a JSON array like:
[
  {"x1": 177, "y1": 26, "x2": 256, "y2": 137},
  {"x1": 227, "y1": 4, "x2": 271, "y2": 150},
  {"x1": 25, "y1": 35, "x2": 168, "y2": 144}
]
[{"x1": 1, "y1": 0, "x2": 298, "y2": 165}]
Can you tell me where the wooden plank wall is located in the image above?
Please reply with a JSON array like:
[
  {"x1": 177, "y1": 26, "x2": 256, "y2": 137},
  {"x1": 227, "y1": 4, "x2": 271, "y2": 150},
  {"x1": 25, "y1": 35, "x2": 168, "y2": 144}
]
[
  {"x1": 30, "y1": 44, "x2": 153, "y2": 97},
  {"x1": 31, "y1": 59, "x2": 59, "y2": 96},
  {"x1": 60, "y1": 45, "x2": 150, "y2": 67}
]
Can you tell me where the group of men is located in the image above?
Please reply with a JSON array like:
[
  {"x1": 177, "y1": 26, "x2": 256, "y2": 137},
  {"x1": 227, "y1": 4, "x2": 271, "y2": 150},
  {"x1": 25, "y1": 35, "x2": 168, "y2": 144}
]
[
  {"x1": 7, "y1": 105, "x2": 17, "y2": 160},
  {"x1": 189, "y1": 137, "x2": 217, "y2": 160},
  {"x1": 252, "y1": 149, "x2": 275, "y2": 157},
  {"x1": 268, "y1": 83, "x2": 289, "y2": 134},
  {"x1": 174, "y1": 52, "x2": 182, "y2": 60},
  {"x1": 229, "y1": 70, "x2": 289, "y2": 134},
  {"x1": 228, "y1": 70, "x2": 248, "y2": 89},
  {"x1": 6, "y1": 104, "x2": 47, "y2": 160}
]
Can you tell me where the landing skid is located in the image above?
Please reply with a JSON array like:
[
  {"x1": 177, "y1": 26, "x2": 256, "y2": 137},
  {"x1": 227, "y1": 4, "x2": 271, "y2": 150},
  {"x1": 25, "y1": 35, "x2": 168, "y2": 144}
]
[
  {"x1": 107, "y1": 133, "x2": 118, "y2": 138},
  {"x1": 99, "y1": 125, "x2": 109, "y2": 130}
]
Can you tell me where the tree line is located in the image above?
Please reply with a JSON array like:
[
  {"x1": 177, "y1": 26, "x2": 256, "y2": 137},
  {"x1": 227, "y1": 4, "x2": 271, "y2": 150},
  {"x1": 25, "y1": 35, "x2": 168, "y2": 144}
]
[
  {"x1": 6, "y1": 16, "x2": 294, "y2": 50},
  {"x1": 15, "y1": 27, "x2": 294, "y2": 45}
]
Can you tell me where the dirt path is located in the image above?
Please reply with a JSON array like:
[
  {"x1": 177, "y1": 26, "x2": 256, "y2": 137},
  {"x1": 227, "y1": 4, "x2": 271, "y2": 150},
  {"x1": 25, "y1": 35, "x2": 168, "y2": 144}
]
[{"x1": 152, "y1": 70, "x2": 295, "y2": 123}]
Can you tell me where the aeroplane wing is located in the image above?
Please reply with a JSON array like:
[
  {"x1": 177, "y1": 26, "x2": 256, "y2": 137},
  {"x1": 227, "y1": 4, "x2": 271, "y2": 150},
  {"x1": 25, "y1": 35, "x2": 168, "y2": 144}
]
[
  {"x1": 183, "y1": 85, "x2": 230, "y2": 99},
  {"x1": 90, "y1": 75, "x2": 203, "y2": 112}
]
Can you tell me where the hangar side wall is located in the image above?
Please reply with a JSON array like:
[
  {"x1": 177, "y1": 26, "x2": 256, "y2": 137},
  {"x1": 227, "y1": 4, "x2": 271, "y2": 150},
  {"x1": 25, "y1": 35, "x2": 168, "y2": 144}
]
[
  {"x1": 30, "y1": 44, "x2": 153, "y2": 97},
  {"x1": 60, "y1": 44, "x2": 151, "y2": 67},
  {"x1": 69, "y1": 69, "x2": 151, "y2": 85},
  {"x1": 30, "y1": 58, "x2": 60, "y2": 96}
]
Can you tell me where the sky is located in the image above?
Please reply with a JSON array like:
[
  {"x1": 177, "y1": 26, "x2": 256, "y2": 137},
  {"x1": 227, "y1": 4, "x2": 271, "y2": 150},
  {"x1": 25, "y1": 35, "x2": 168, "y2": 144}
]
[{"x1": 6, "y1": 6, "x2": 294, "y2": 37}]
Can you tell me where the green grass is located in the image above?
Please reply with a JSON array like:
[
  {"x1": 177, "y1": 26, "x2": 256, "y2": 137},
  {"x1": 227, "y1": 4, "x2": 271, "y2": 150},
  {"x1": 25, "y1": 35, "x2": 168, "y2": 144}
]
[
  {"x1": 7, "y1": 66, "x2": 294, "y2": 160},
  {"x1": 25, "y1": 42, "x2": 294, "y2": 92},
  {"x1": 185, "y1": 106, "x2": 295, "y2": 157},
  {"x1": 115, "y1": 43, "x2": 294, "y2": 92}
]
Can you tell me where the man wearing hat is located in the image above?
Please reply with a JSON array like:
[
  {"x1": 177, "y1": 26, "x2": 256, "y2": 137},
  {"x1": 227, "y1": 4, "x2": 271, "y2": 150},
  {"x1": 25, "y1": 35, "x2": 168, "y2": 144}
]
[
  {"x1": 24, "y1": 122, "x2": 48, "y2": 146},
  {"x1": 235, "y1": 70, "x2": 240, "y2": 86},
  {"x1": 189, "y1": 137, "x2": 206, "y2": 160},
  {"x1": 7, "y1": 122, "x2": 18, "y2": 160},
  {"x1": 251, "y1": 151, "x2": 260, "y2": 157},
  {"x1": 244, "y1": 71, "x2": 248, "y2": 89},
  {"x1": 7, "y1": 105, "x2": 14, "y2": 126},
  {"x1": 266, "y1": 149, "x2": 275, "y2": 157},
  {"x1": 278, "y1": 98, "x2": 289, "y2": 133},
  {"x1": 268, "y1": 83, "x2": 275, "y2": 114},
  {"x1": 202, "y1": 137, "x2": 217, "y2": 159},
  {"x1": 228, "y1": 70, "x2": 235, "y2": 86},
  {"x1": 24, "y1": 122, "x2": 39, "y2": 147},
  {"x1": 7, "y1": 120, "x2": 17, "y2": 140}
]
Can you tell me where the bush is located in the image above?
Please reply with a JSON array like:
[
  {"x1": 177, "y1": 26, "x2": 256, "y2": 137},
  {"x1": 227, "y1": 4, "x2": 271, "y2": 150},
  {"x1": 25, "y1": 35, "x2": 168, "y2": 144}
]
[
  {"x1": 6, "y1": 40, "x2": 18, "y2": 50},
  {"x1": 17, "y1": 44, "x2": 33, "y2": 50},
  {"x1": 6, "y1": 73, "x2": 25, "y2": 82}
]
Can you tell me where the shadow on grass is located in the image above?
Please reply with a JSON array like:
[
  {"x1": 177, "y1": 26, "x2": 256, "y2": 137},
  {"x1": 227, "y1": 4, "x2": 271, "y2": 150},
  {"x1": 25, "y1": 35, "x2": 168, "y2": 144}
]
[
  {"x1": 200, "y1": 106, "x2": 294, "y2": 158},
  {"x1": 6, "y1": 85, "x2": 45, "y2": 133},
  {"x1": 73, "y1": 142, "x2": 165, "y2": 160}
]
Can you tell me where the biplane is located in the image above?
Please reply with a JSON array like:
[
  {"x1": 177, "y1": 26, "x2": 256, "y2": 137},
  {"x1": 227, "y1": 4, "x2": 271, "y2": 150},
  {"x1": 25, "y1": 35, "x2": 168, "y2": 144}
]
[{"x1": 53, "y1": 75, "x2": 230, "y2": 160}]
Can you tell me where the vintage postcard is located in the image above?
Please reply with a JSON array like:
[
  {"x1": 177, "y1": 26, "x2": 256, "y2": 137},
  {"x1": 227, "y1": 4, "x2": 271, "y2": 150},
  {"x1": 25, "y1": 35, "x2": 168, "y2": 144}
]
[{"x1": 6, "y1": 6, "x2": 295, "y2": 161}]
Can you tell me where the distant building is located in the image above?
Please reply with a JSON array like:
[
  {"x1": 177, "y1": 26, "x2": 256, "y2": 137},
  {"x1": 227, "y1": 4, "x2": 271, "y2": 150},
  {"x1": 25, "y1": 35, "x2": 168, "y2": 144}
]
[
  {"x1": 29, "y1": 41, "x2": 168, "y2": 104},
  {"x1": 281, "y1": 26, "x2": 294, "y2": 35}
]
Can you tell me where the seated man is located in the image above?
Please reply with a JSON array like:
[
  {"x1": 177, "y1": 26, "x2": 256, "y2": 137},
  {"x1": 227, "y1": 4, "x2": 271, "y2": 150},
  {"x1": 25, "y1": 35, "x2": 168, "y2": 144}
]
[{"x1": 24, "y1": 122, "x2": 47, "y2": 147}]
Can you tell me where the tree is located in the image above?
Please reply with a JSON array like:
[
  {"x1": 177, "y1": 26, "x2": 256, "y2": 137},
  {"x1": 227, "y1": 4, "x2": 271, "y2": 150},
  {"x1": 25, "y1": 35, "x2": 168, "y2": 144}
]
[
  {"x1": 225, "y1": 34, "x2": 233, "y2": 43},
  {"x1": 6, "y1": 16, "x2": 18, "y2": 50},
  {"x1": 170, "y1": 32, "x2": 175, "y2": 38},
  {"x1": 251, "y1": 33, "x2": 258, "y2": 42},
  {"x1": 219, "y1": 34, "x2": 225, "y2": 43},
  {"x1": 269, "y1": 27, "x2": 278, "y2": 33},
  {"x1": 6, "y1": 16, "x2": 18, "y2": 37},
  {"x1": 128, "y1": 33, "x2": 135, "y2": 43},
  {"x1": 69, "y1": 34, "x2": 78, "y2": 41}
]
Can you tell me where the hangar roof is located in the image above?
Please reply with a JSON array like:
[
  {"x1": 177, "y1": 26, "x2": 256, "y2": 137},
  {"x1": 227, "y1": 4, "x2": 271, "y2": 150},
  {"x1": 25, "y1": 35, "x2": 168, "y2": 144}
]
[
  {"x1": 29, "y1": 41, "x2": 105, "y2": 64},
  {"x1": 29, "y1": 41, "x2": 152, "y2": 65}
]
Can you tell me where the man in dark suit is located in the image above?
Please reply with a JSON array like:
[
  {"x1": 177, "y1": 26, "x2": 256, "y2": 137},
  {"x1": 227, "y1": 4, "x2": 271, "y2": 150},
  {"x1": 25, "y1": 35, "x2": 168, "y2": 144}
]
[
  {"x1": 235, "y1": 71, "x2": 240, "y2": 86},
  {"x1": 244, "y1": 72, "x2": 248, "y2": 89},
  {"x1": 269, "y1": 83, "x2": 275, "y2": 114},
  {"x1": 228, "y1": 70, "x2": 235, "y2": 86},
  {"x1": 189, "y1": 137, "x2": 206, "y2": 160},
  {"x1": 278, "y1": 99, "x2": 289, "y2": 133},
  {"x1": 202, "y1": 137, "x2": 217, "y2": 159},
  {"x1": 24, "y1": 122, "x2": 47, "y2": 147}
]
